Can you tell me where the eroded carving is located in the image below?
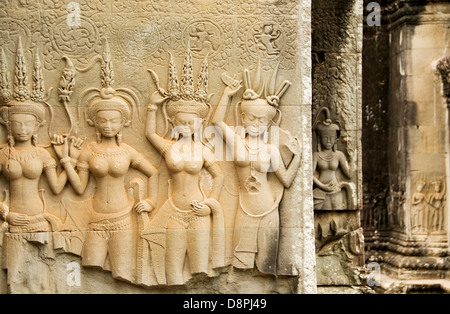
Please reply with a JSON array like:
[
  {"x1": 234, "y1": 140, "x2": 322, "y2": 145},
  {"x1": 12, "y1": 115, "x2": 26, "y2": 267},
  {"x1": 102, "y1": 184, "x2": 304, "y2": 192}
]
[
  {"x1": 411, "y1": 176, "x2": 446, "y2": 234},
  {"x1": 313, "y1": 107, "x2": 355, "y2": 210},
  {"x1": 0, "y1": 38, "x2": 74, "y2": 290}
]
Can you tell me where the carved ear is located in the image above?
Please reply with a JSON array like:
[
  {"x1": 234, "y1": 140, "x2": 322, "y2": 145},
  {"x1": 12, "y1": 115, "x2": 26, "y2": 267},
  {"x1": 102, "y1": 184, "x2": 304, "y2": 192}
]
[
  {"x1": 123, "y1": 120, "x2": 131, "y2": 127},
  {"x1": 87, "y1": 119, "x2": 94, "y2": 126}
]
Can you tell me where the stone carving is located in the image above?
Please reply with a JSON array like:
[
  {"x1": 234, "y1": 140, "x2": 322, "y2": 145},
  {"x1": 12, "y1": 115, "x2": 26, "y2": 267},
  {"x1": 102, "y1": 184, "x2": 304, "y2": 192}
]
[
  {"x1": 116, "y1": 18, "x2": 160, "y2": 64},
  {"x1": 0, "y1": 38, "x2": 74, "y2": 290},
  {"x1": 57, "y1": 40, "x2": 159, "y2": 283},
  {"x1": 437, "y1": 56, "x2": 450, "y2": 106},
  {"x1": 238, "y1": 16, "x2": 298, "y2": 71},
  {"x1": 145, "y1": 46, "x2": 225, "y2": 286},
  {"x1": 316, "y1": 222, "x2": 364, "y2": 286},
  {"x1": 411, "y1": 176, "x2": 446, "y2": 234},
  {"x1": 211, "y1": 61, "x2": 301, "y2": 275},
  {"x1": 50, "y1": 16, "x2": 100, "y2": 59},
  {"x1": 184, "y1": 19, "x2": 223, "y2": 58},
  {"x1": 251, "y1": 22, "x2": 283, "y2": 57},
  {"x1": 0, "y1": 0, "x2": 317, "y2": 294},
  {"x1": 313, "y1": 107, "x2": 355, "y2": 210}
]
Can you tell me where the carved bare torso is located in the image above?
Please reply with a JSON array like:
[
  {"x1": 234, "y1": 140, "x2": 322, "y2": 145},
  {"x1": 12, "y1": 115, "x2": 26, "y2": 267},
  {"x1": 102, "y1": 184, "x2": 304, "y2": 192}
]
[
  {"x1": 79, "y1": 142, "x2": 141, "y2": 213},
  {"x1": 0, "y1": 146, "x2": 56, "y2": 215}
]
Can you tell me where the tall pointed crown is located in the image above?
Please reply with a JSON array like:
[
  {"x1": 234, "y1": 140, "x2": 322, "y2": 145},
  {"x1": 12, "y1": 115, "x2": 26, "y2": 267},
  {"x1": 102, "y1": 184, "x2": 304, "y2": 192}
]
[
  {"x1": 0, "y1": 37, "x2": 50, "y2": 126},
  {"x1": 152, "y1": 43, "x2": 210, "y2": 105},
  {"x1": 78, "y1": 39, "x2": 140, "y2": 126}
]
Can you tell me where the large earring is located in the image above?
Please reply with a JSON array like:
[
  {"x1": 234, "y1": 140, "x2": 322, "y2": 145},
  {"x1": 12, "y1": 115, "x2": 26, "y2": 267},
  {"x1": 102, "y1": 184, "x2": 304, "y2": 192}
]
[
  {"x1": 116, "y1": 132, "x2": 122, "y2": 145},
  {"x1": 263, "y1": 129, "x2": 269, "y2": 144},
  {"x1": 32, "y1": 134, "x2": 38, "y2": 146},
  {"x1": 171, "y1": 126, "x2": 180, "y2": 140},
  {"x1": 8, "y1": 135, "x2": 14, "y2": 147},
  {"x1": 96, "y1": 130, "x2": 102, "y2": 143}
]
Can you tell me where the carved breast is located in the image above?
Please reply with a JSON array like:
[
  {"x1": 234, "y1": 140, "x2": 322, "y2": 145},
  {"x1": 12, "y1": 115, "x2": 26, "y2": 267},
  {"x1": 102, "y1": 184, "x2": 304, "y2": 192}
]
[
  {"x1": 89, "y1": 154, "x2": 130, "y2": 178},
  {"x1": 165, "y1": 143, "x2": 204, "y2": 174},
  {"x1": 88, "y1": 144, "x2": 132, "y2": 178},
  {"x1": 6, "y1": 159, "x2": 43, "y2": 180},
  {"x1": 1, "y1": 148, "x2": 44, "y2": 181}
]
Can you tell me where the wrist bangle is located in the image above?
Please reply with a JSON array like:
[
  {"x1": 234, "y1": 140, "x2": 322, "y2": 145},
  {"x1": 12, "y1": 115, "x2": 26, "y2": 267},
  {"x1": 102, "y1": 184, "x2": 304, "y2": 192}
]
[
  {"x1": 60, "y1": 156, "x2": 72, "y2": 165},
  {"x1": 147, "y1": 104, "x2": 158, "y2": 112}
]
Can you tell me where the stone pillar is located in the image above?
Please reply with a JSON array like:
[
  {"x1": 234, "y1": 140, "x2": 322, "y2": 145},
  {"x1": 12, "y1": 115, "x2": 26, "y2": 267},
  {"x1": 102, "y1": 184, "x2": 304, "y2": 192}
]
[
  {"x1": 364, "y1": 0, "x2": 450, "y2": 292},
  {"x1": 312, "y1": 0, "x2": 366, "y2": 293}
]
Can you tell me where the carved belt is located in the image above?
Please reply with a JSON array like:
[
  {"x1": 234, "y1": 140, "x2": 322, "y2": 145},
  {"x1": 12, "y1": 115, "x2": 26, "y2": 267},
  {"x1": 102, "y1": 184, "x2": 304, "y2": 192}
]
[
  {"x1": 9, "y1": 214, "x2": 51, "y2": 234},
  {"x1": 88, "y1": 208, "x2": 132, "y2": 231}
]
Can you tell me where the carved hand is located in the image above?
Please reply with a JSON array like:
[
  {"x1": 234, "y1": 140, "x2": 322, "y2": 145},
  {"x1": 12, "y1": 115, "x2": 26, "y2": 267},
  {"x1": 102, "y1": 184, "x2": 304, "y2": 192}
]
[
  {"x1": 287, "y1": 137, "x2": 301, "y2": 154},
  {"x1": 69, "y1": 136, "x2": 86, "y2": 160},
  {"x1": 324, "y1": 181, "x2": 339, "y2": 193},
  {"x1": 149, "y1": 90, "x2": 169, "y2": 107},
  {"x1": 134, "y1": 199, "x2": 155, "y2": 214},
  {"x1": 191, "y1": 200, "x2": 211, "y2": 216},
  {"x1": 7, "y1": 212, "x2": 30, "y2": 226},
  {"x1": 51, "y1": 134, "x2": 69, "y2": 159},
  {"x1": 221, "y1": 73, "x2": 242, "y2": 95}
]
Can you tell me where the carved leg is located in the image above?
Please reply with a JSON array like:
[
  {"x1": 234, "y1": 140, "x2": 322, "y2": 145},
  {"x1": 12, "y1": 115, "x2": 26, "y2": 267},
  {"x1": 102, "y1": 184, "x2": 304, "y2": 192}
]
[
  {"x1": 187, "y1": 216, "x2": 210, "y2": 275},
  {"x1": 109, "y1": 229, "x2": 136, "y2": 283},
  {"x1": 165, "y1": 220, "x2": 187, "y2": 285},
  {"x1": 82, "y1": 231, "x2": 108, "y2": 269}
]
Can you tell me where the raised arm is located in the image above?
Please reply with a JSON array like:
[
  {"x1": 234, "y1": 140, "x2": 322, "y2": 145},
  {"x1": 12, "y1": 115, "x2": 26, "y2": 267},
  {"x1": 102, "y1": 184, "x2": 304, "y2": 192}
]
[{"x1": 145, "y1": 91, "x2": 173, "y2": 155}]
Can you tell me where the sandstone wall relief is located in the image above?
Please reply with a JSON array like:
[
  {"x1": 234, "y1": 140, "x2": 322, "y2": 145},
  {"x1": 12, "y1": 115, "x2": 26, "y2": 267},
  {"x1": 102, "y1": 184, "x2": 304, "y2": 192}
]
[
  {"x1": 0, "y1": 34, "x2": 306, "y2": 290},
  {"x1": 410, "y1": 176, "x2": 446, "y2": 235},
  {"x1": 0, "y1": 0, "x2": 318, "y2": 294}
]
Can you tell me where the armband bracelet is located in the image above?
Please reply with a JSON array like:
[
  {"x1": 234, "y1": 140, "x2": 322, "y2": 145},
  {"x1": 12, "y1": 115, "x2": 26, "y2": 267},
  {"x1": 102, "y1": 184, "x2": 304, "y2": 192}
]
[{"x1": 147, "y1": 104, "x2": 158, "y2": 112}]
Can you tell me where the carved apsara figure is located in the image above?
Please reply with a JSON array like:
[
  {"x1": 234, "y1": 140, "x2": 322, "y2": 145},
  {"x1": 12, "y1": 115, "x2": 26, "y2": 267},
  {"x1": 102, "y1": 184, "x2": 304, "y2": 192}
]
[
  {"x1": 212, "y1": 63, "x2": 301, "y2": 275},
  {"x1": 145, "y1": 47, "x2": 225, "y2": 285},
  {"x1": 59, "y1": 41, "x2": 159, "y2": 283},
  {"x1": 312, "y1": 107, "x2": 354, "y2": 210},
  {"x1": 0, "y1": 40, "x2": 77, "y2": 291},
  {"x1": 411, "y1": 178, "x2": 427, "y2": 233},
  {"x1": 427, "y1": 177, "x2": 446, "y2": 232}
]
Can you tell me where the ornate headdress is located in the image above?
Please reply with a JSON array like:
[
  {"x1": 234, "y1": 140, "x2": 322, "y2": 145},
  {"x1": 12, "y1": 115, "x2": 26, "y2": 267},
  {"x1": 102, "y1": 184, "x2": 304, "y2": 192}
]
[
  {"x1": 313, "y1": 107, "x2": 341, "y2": 136},
  {"x1": 78, "y1": 39, "x2": 139, "y2": 129},
  {"x1": 242, "y1": 60, "x2": 291, "y2": 107},
  {"x1": 312, "y1": 106, "x2": 342, "y2": 152},
  {"x1": 148, "y1": 44, "x2": 212, "y2": 135},
  {"x1": 0, "y1": 38, "x2": 53, "y2": 145},
  {"x1": 238, "y1": 60, "x2": 291, "y2": 126}
]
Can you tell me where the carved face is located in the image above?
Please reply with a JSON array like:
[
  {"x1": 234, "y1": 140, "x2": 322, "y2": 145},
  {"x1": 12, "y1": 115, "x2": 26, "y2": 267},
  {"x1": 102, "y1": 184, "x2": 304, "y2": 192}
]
[
  {"x1": 9, "y1": 113, "x2": 40, "y2": 143},
  {"x1": 93, "y1": 110, "x2": 124, "y2": 138},
  {"x1": 241, "y1": 99, "x2": 276, "y2": 137},
  {"x1": 319, "y1": 130, "x2": 337, "y2": 151},
  {"x1": 171, "y1": 112, "x2": 201, "y2": 138}
]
